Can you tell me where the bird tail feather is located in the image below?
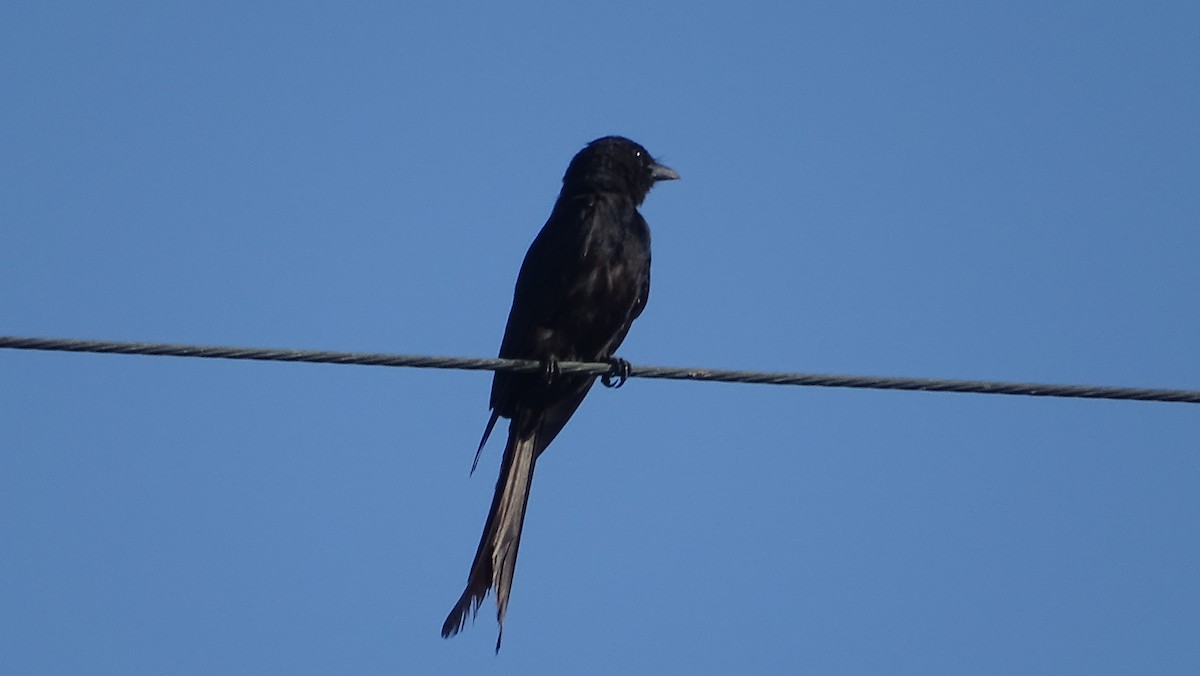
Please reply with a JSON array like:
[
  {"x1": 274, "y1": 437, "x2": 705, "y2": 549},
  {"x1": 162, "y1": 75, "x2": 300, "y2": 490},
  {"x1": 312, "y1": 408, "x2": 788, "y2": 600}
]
[{"x1": 441, "y1": 411, "x2": 539, "y2": 652}]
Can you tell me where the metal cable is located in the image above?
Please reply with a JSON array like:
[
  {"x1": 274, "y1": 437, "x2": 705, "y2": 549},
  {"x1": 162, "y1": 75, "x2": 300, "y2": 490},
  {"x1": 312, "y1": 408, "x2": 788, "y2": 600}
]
[{"x1": 2, "y1": 335, "x2": 1198, "y2": 404}]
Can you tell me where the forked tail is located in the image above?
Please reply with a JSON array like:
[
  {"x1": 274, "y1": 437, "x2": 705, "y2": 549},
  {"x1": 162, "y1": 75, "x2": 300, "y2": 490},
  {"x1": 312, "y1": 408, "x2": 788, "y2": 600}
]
[{"x1": 442, "y1": 413, "x2": 539, "y2": 652}]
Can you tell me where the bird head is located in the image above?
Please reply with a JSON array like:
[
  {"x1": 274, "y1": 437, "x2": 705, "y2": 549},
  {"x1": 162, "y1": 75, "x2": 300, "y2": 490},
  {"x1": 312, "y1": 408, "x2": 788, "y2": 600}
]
[{"x1": 562, "y1": 136, "x2": 679, "y2": 204}]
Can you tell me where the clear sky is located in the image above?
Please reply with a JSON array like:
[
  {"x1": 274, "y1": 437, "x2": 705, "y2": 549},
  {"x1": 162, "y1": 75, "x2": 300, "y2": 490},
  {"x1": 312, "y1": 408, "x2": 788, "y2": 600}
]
[{"x1": 3, "y1": 2, "x2": 1198, "y2": 674}]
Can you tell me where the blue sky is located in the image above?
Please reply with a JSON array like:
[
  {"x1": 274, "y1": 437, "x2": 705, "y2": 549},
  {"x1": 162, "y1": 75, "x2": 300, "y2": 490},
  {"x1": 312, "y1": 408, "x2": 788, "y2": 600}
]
[{"x1": 2, "y1": 2, "x2": 1198, "y2": 674}]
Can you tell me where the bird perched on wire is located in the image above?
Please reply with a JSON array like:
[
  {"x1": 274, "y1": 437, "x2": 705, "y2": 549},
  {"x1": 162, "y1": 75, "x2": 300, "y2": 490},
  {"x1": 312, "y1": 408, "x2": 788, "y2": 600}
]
[{"x1": 441, "y1": 136, "x2": 678, "y2": 651}]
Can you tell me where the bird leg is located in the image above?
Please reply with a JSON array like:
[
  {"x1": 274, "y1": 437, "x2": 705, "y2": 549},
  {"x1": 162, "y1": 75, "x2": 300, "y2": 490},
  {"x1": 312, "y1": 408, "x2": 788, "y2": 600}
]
[{"x1": 601, "y1": 357, "x2": 631, "y2": 389}]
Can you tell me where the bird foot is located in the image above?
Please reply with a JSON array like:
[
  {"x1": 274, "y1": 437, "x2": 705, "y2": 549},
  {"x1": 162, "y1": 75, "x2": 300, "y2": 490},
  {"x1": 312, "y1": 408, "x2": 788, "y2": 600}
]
[
  {"x1": 541, "y1": 357, "x2": 561, "y2": 385},
  {"x1": 601, "y1": 357, "x2": 631, "y2": 389}
]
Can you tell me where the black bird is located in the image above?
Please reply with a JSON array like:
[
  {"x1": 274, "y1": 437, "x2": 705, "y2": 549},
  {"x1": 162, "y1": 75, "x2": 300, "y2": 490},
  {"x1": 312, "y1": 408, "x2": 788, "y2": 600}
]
[{"x1": 441, "y1": 136, "x2": 678, "y2": 650}]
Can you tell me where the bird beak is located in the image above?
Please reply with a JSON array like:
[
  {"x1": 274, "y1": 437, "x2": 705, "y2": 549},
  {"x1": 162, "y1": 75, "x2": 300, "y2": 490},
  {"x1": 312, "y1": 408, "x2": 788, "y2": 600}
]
[{"x1": 650, "y1": 163, "x2": 680, "y2": 182}]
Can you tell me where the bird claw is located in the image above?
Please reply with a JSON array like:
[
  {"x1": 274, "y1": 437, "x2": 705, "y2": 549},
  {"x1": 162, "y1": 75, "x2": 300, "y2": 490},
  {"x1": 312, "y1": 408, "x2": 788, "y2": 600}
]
[
  {"x1": 541, "y1": 357, "x2": 561, "y2": 385},
  {"x1": 601, "y1": 357, "x2": 631, "y2": 389}
]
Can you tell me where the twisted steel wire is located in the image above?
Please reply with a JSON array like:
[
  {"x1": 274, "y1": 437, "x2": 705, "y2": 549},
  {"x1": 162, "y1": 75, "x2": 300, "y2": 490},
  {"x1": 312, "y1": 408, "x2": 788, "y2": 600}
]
[{"x1": 3, "y1": 335, "x2": 1198, "y2": 404}]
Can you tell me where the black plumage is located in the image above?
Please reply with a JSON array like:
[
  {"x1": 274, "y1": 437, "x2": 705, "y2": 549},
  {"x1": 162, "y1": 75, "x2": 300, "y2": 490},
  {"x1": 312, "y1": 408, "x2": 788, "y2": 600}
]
[{"x1": 441, "y1": 136, "x2": 678, "y2": 650}]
